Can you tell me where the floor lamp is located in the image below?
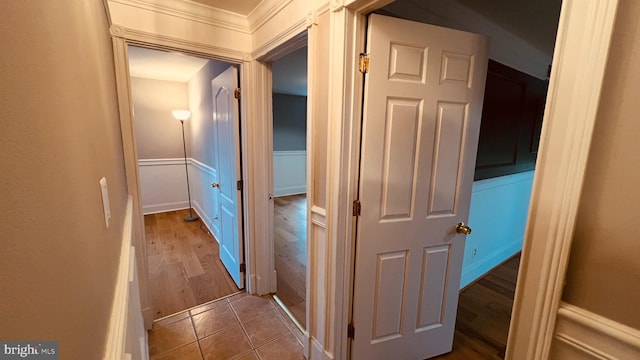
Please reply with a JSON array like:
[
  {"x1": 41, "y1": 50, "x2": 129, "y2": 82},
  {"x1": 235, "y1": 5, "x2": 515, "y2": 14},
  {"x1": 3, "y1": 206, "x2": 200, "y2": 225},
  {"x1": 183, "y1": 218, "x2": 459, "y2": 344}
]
[{"x1": 172, "y1": 110, "x2": 198, "y2": 222}]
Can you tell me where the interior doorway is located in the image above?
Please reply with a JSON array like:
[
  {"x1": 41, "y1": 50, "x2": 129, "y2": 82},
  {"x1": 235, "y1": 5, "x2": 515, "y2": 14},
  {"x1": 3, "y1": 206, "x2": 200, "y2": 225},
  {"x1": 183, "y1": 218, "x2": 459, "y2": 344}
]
[
  {"x1": 350, "y1": 0, "x2": 562, "y2": 358},
  {"x1": 269, "y1": 45, "x2": 309, "y2": 329},
  {"x1": 127, "y1": 45, "x2": 245, "y2": 319}
]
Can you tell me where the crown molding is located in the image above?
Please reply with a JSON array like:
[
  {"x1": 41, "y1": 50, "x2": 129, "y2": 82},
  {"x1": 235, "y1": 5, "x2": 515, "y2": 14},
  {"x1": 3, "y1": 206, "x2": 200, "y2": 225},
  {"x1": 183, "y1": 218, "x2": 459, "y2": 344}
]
[
  {"x1": 247, "y1": 0, "x2": 294, "y2": 33},
  {"x1": 109, "y1": 0, "x2": 250, "y2": 33},
  {"x1": 110, "y1": 24, "x2": 248, "y2": 63}
]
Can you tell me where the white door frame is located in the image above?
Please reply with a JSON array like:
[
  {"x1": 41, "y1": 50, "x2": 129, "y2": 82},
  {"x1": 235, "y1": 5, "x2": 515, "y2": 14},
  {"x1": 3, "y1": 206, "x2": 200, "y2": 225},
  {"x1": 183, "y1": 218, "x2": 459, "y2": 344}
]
[
  {"x1": 324, "y1": 0, "x2": 619, "y2": 359},
  {"x1": 109, "y1": 26, "x2": 256, "y2": 325}
]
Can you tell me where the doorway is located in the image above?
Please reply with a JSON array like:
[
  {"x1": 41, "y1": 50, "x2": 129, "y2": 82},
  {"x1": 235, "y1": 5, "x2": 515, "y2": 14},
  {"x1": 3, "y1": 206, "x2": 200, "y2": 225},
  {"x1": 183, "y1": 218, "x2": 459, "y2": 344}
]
[
  {"x1": 351, "y1": 1, "x2": 561, "y2": 358},
  {"x1": 270, "y1": 46, "x2": 309, "y2": 328},
  {"x1": 127, "y1": 45, "x2": 245, "y2": 319}
]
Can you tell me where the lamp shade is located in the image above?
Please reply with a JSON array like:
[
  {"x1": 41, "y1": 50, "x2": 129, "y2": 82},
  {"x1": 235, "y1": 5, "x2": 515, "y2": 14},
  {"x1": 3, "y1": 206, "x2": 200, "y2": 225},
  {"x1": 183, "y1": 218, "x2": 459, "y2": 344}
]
[{"x1": 172, "y1": 110, "x2": 191, "y2": 121}]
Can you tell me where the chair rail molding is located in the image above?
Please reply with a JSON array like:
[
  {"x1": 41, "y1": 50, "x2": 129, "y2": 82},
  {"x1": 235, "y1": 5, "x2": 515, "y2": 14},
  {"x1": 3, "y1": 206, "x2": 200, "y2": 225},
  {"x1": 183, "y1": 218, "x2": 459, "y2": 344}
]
[{"x1": 553, "y1": 302, "x2": 640, "y2": 359}]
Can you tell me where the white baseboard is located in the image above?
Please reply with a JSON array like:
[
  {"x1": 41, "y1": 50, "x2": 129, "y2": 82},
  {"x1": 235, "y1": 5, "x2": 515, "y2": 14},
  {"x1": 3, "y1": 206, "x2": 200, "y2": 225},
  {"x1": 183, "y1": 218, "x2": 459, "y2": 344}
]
[
  {"x1": 460, "y1": 241, "x2": 522, "y2": 289},
  {"x1": 142, "y1": 201, "x2": 189, "y2": 215},
  {"x1": 192, "y1": 199, "x2": 219, "y2": 244},
  {"x1": 552, "y1": 302, "x2": 640, "y2": 359},
  {"x1": 275, "y1": 185, "x2": 307, "y2": 197},
  {"x1": 310, "y1": 338, "x2": 333, "y2": 360}
]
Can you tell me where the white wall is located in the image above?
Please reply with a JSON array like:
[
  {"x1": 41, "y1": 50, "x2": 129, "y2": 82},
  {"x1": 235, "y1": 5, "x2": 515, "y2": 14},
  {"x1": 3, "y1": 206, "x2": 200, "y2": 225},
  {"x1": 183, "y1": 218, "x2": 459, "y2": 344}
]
[
  {"x1": 461, "y1": 171, "x2": 534, "y2": 288},
  {"x1": 138, "y1": 159, "x2": 190, "y2": 214},
  {"x1": 274, "y1": 150, "x2": 307, "y2": 196}
]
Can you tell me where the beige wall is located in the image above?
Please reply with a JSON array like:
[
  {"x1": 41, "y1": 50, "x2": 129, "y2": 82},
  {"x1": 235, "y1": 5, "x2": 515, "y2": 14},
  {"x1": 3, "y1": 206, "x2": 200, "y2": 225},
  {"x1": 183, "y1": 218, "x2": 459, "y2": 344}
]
[
  {"x1": 563, "y1": 0, "x2": 640, "y2": 330},
  {"x1": 131, "y1": 77, "x2": 189, "y2": 159},
  {"x1": 0, "y1": 0, "x2": 128, "y2": 358}
]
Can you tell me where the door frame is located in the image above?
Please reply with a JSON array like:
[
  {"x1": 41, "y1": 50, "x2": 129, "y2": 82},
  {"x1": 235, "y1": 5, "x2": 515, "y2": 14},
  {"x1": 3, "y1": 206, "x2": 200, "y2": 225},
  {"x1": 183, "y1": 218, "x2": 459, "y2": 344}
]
[
  {"x1": 326, "y1": 0, "x2": 619, "y2": 359},
  {"x1": 251, "y1": 29, "x2": 314, "y2": 357},
  {"x1": 109, "y1": 26, "x2": 254, "y2": 327}
]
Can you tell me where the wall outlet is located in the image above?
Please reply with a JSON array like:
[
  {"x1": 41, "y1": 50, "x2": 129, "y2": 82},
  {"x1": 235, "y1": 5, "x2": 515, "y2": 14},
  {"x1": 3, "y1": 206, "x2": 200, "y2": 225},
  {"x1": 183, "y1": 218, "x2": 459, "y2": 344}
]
[{"x1": 472, "y1": 247, "x2": 478, "y2": 258}]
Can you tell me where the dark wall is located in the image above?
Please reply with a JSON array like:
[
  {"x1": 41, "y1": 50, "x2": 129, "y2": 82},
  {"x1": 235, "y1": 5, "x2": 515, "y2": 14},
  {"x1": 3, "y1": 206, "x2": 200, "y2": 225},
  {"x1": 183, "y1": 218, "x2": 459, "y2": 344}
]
[
  {"x1": 474, "y1": 60, "x2": 548, "y2": 180},
  {"x1": 273, "y1": 93, "x2": 307, "y2": 151}
]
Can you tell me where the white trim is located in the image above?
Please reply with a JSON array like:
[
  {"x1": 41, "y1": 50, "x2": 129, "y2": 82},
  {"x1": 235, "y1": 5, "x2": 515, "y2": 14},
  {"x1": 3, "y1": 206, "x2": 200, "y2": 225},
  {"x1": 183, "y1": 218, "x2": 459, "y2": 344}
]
[
  {"x1": 506, "y1": 0, "x2": 620, "y2": 358},
  {"x1": 109, "y1": 25, "x2": 248, "y2": 64},
  {"x1": 104, "y1": 197, "x2": 133, "y2": 359},
  {"x1": 311, "y1": 206, "x2": 327, "y2": 228},
  {"x1": 461, "y1": 240, "x2": 522, "y2": 287},
  {"x1": 104, "y1": 197, "x2": 149, "y2": 360},
  {"x1": 142, "y1": 201, "x2": 189, "y2": 215},
  {"x1": 108, "y1": 0, "x2": 250, "y2": 33},
  {"x1": 109, "y1": 30, "x2": 257, "y2": 298},
  {"x1": 251, "y1": 19, "x2": 308, "y2": 60},
  {"x1": 138, "y1": 158, "x2": 185, "y2": 166},
  {"x1": 273, "y1": 150, "x2": 306, "y2": 156},
  {"x1": 311, "y1": 338, "x2": 334, "y2": 360},
  {"x1": 553, "y1": 303, "x2": 640, "y2": 359},
  {"x1": 472, "y1": 171, "x2": 534, "y2": 192},
  {"x1": 189, "y1": 157, "x2": 217, "y2": 177},
  {"x1": 248, "y1": 0, "x2": 294, "y2": 33},
  {"x1": 111, "y1": 33, "x2": 153, "y2": 330}
]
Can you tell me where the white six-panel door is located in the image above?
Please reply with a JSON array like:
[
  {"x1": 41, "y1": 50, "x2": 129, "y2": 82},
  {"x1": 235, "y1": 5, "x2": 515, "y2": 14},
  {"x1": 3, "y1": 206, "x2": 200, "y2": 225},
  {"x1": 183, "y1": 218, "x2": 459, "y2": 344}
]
[
  {"x1": 352, "y1": 14, "x2": 488, "y2": 359},
  {"x1": 212, "y1": 66, "x2": 245, "y2": 289}
]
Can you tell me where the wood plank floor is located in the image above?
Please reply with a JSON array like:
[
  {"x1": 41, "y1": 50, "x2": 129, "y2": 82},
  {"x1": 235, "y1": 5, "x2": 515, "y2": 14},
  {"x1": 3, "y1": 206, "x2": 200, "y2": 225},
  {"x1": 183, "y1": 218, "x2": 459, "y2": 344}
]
[
  {"x1": 145, "y1": 209, "x2": 239, "y2": 319},
  {"x1": 273, "y1": 194, "x2": 307, "y2": 328},
  {"x1": 434, "y1": 254, "x2": 520, "y2": 359}
]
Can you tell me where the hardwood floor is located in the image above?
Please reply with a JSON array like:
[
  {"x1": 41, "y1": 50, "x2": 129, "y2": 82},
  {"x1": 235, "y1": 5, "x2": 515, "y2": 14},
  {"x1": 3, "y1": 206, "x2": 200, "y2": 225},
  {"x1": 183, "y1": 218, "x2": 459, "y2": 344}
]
[
  {"x1": 145, "y1": 209, "x2": 239, "y2": 319},
  {"x1": 270, "y1": 192, "x2": 519, "y2": 358},
  {"x1": 273, "y1": 194, "x2": 307, "y2": 328},
  {"x1": 434, "y1": 254, "x2": 520, "y2": 359}
]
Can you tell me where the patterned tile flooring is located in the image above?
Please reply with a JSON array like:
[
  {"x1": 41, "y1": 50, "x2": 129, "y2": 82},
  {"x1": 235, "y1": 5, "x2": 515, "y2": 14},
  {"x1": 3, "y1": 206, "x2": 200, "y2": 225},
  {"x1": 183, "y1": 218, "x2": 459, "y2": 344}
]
[{"x1": 148, "y1": 292, "x2": 305, "y2": 360}]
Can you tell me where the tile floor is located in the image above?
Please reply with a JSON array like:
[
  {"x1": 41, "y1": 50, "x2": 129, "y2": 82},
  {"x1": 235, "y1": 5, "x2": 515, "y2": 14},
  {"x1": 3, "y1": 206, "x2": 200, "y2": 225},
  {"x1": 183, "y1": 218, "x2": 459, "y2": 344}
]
[{"x1": 148, "y1": 292, "x2": 305, "y2": 360}]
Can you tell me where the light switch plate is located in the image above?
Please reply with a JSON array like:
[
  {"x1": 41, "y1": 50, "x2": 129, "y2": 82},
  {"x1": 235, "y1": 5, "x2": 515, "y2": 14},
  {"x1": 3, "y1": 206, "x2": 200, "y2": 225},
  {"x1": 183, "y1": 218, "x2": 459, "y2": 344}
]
[{"x1": 100, "y1": 177, "x2": 111, "y2": 229}]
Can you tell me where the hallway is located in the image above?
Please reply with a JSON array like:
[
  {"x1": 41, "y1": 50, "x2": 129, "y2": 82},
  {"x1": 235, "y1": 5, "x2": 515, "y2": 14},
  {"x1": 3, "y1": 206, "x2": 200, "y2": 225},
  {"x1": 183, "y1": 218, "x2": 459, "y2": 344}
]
[
  {"x1": 148, "y1": 293, "x2": 304, "y2": 359},
  {"x1": 145, "y1": 209, "x2": 239, "y2": 319},
  {"x1": 146, "y1": 252, "x2": 519, "y2": 359}
]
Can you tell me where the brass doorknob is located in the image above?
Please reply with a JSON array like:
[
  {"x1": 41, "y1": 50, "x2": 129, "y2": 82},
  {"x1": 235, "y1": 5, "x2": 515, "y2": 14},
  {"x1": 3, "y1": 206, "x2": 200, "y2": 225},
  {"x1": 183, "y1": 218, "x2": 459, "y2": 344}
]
[
  {"x1": 456, "y1": 222, "x2": 472, "y2": 235},
  {"x1": 211, "y1": 182, "x2": 220, "y2": 188}
]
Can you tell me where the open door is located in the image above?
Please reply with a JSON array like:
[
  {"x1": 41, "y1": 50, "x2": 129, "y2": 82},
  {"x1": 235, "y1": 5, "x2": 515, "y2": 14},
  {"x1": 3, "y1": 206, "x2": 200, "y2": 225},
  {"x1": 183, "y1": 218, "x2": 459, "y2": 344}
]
[
  {"x1": 351, "y1": 14, "x2": 488, "y2": 359},
  {"x1": 212, "y1": 66, "x2": 245, "y2": 289}
]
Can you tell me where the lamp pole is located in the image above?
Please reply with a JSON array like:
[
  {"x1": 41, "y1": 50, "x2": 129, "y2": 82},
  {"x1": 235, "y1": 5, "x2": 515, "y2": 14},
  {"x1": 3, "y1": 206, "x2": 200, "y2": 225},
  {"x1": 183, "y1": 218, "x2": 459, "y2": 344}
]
[{"x1": 174, "y1": 110, "x2": 198, "y2": 222}]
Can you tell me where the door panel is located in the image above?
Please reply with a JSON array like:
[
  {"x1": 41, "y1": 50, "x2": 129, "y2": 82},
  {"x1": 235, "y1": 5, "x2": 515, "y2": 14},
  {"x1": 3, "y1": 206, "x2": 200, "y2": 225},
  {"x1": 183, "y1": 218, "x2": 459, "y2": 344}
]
[
  {"x1": 352, "y1": 14, "x2": 488, "y2": 360},
  {"x1": 212, "y1": 66, "x2": 244, "y2": 289}
]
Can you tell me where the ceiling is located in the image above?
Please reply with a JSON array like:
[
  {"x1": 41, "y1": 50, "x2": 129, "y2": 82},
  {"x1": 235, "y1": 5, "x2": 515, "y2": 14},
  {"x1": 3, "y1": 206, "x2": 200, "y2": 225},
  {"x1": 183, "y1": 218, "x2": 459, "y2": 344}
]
[
  {"x1": 128, "y1": 45, "x2": 308, "y2": 96},
  {"x1": 128, "y1": 0, "x2": 560, "y2": 88},
  {"x1": 128, "y1": 46, "x2": 209, "y2": 82},
  {"x1": 380, "y1": 0, "x2": 561, "y2": 56},
  {"x1": 188, "y1": 0, "x2": 261, "y2": 15},
  {"x1": 456, "y1": 0, "x2": 561, "y2": 55}
]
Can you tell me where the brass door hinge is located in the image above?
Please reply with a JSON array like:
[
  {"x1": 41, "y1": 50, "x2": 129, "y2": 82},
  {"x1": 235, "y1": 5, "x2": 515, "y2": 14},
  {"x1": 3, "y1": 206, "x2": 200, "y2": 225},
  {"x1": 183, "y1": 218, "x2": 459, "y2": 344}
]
[
  {"x1": 240, "y1": 263, "x2": 246, "y2": 273},
  {"x1": 347, "y1": 323, "x2": 355, "y2": 339},
  {"x1": 358, "y1": 53, "x2": 370, "y2": 74},
  {"x1": 353, "y1": 200, "x2": 361, "y2": 216},
  {"x1": 234, "y1": 88, "x2": 241, "y2": 99}
]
